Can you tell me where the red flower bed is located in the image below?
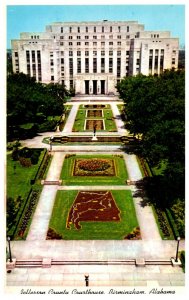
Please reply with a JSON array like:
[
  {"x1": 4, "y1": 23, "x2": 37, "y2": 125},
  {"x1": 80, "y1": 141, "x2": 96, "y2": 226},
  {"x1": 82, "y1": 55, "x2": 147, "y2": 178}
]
[{"x1": 73, "y1": 158, "x2": 116, "y2": 176}]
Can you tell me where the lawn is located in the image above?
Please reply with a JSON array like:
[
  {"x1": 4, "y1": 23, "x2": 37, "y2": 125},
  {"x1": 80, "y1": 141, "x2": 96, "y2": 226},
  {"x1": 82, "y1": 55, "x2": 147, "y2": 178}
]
[
  {"x1": 60, "y1": 154, "x2": 128, "y2": 185},
  {"x1": 7, "y1": 152, "x2": 45, "y2": 199},
  {"x1": 47, "y1": 190, "x2": 139, "y2": 240}
]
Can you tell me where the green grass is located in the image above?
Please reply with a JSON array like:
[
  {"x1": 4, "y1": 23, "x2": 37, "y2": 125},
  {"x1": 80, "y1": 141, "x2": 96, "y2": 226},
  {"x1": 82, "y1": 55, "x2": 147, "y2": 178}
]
[
  {"x1": 7, "y1": 150, "x2": 46, "y2": 238},
  {"x1": 60, "y1": 154, "x2": 128, "y2": 185},
  {"x1": 79, "y1": 104, "x2": 111, "y2": 109},
  {"x1": 152, "y1": 160, "x2": 167, "y2": 176},
  {"x1": 19, "y1": 123, "x2": 34, "y2": 129},
  {"x1": 48, "y1": 190, "x2": 139, "y2": 240},
  {"x1": 7, "y1": 152, "x2": 45, "y2": 199},
  {"x1": 117, "y1": 104, "x2": 125, "y2": 113}
]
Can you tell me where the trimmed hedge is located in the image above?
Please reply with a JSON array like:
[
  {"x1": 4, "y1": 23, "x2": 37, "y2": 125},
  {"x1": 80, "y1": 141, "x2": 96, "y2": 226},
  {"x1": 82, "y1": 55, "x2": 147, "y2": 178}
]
[
  {"x1": 30, "y1": 149, "x2": 47, "y2": 184},
  {"x1": 165, "y1": 208, "x2": 180, "y2": 239},
  {"x1": 180, "y1": 251, "x2": 185, "y2": 272}
]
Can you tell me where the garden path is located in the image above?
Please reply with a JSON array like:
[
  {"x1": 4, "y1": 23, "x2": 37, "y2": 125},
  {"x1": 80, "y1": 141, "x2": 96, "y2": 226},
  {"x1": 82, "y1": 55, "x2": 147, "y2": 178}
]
[
  {"x1": 27, "y1": 152, "x2": 65, "y2": 241},
  {"x1": 62, "y1": 103, "x2": 79, "y2": 133},
  {"x1": 111, "y1": 103, "x2": 129, "y2": 135}
]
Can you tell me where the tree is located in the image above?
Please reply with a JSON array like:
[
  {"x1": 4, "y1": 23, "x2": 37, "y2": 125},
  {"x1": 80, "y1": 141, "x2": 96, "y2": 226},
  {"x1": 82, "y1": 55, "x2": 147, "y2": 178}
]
[
  {"x1": 7, "y1": 73, "x2": 70, "y2": 140},
  {"x1": 117, "y1": 69, "x2": 185, "y2": 204}
]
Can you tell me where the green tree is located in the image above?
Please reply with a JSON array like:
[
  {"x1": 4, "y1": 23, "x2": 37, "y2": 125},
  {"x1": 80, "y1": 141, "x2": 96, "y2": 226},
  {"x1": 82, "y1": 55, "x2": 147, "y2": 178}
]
[{"x1": 117, "y1": 69, "x2": 185, "y2": 206}]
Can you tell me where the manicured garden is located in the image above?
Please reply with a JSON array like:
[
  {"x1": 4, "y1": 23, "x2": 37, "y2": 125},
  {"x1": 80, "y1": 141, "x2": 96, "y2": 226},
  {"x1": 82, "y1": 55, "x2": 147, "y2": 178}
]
[
  {"x1": 136, "y1": 156, "x2": 184, "y2": 239},
  {"x1": 72, "y1": 106, "x2": 117, "y2": 132},
  {"x1": 7, "y1": 147, "x2": 52, "y2": 239},
  {"x1": 60, "y1": 154, "x2": 128, "y2": 185},
  {"x1": 47, "y1": 189, "x2": 140, "y2": 240}
]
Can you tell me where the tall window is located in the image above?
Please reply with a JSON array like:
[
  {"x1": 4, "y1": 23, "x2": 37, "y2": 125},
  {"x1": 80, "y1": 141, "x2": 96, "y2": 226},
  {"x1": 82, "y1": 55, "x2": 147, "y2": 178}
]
[
  {"x1": 61, "y1": 27, "x2": 63, "y2": 33},
  {"x1": 93, "y1": 58, "x2": 97, "y2": 73},
  {"x1": 85, "y1": 58, "x2": 89, "y2": 73},
  {"x1": 69, "y1": 58, "x2": 73, "y2": 76},
  {"x1": 69, "y1": 27, "x2": 72, "y2": 33},
  {"x1": 26, "y1": 50, "x2": 30, "y2": 76},
  {"x1": 37, "y1": 50, "x2": 41, "y2": 81},
  {"x1": 109, "y1": 57, "x2": 113, "y2": 73},
  {"x1": 101, "y1": 58, "x2": 105, "y2": 73},
  {"x1": 94, "y1": 26, "x2": 96, "y2": 33},
  {"x1": 32, "y1": 50, "x2": 35, "y2": 63},
  {"x1": 117, "y1": 57, "x2": 121, "y2": 77},
  {"x1": 77, "y1": 27, "x2": 80, "y2": 33},
  {"x1": 77, "y1": 58, "x2": 81, "y2": 73},
  {"x1": 110, "y1": 26, "x2": 112, "y2": 32},
  {"x1": 102, "y1": 26, "x2": 104, "y2": 33},
  {"x1": 86, "y1": 26, "x2": 88, "y2": 33}
]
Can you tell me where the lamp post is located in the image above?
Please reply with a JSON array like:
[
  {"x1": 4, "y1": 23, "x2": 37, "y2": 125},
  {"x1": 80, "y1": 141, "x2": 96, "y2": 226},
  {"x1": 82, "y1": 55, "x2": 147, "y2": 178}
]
[
  {"x1": 84, "y1": 274, "x2": 89, "y2": 286},
  {"x1": 7, "y1": 236, "x2": 12, "y2": 263},
  {"x1": 175, "y1": 236, "x2": 180, "y2": 262}
]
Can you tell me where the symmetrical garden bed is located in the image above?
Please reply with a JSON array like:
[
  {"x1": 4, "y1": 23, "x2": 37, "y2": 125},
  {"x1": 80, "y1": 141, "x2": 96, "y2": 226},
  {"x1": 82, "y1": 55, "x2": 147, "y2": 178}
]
[
  {"x1": 73, "y1": 158, "x2": 116, "y2": 176},
  {"x1": 47, "y1": 190, "x2": 140, "y2": 240},
  {"x1": 72, "y1": 105, "x2": 116, "y2": 132},
  {"x1": 87, "y1": 110, "x2": 103, "y2": 118},
  {"x1": 66, "y1": 191, "x2": 120, "y2": 230},
  {"x1": 60, "y1": 154, "x2": 128, "y2": 185},
  {"x1": 85, "y1": 119, "x2": 104, "y2": 130}
]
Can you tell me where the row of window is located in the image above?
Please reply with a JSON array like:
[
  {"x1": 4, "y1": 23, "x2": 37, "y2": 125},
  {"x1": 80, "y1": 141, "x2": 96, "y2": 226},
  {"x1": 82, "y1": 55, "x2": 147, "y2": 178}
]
[
  {"x1": 60, "y1": 35, "x2": 130, "y2": 40},
  {"x1": 68, "y1": 57, "x2": 123, "y2": 75},
  {"x1": 60, "y1": 25, "x2": 130, "y2": 33},
  {"x1": 50, "y1": 50, "x2": 130, "y2": 57},
  {"x1": 60, "y1": 41, "x2": 129, "y2": 46},
  {"x1": 67, "y1": 50, "x2": 128, "y2": 56}
]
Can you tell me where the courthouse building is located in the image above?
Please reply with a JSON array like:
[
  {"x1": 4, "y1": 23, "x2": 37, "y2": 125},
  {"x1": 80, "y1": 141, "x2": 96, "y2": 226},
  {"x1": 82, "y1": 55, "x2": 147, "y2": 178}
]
[{"x1": 11, "y1": 20, "x2": 179, "y2": 95}]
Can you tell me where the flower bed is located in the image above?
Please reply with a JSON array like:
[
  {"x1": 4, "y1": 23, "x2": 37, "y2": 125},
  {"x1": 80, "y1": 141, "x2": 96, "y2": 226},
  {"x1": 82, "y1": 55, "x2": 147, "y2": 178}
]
[
  {"x1": 17, "y1": 189, "x2": 40, "y2": 238},
  {"x1": 73, "y1": 158, "x2": 116, "y2": 176},
  {"x1": 85, "y1": 119, "x2": 104, "y2": 130},
  {"x1": 87, "y1": 110, "x2": 103, "y2": 117}
]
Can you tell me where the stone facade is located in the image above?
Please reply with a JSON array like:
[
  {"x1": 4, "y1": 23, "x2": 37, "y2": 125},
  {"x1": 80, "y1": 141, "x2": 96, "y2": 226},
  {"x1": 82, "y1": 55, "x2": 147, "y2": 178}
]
[{"x1": 11, "y1": 20, "x2": 179, "y2": 95}]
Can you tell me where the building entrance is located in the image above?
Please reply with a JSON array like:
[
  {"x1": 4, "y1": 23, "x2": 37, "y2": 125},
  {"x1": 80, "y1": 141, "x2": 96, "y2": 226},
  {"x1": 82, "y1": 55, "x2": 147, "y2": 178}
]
[
  {"x1": 101, "y1": 80, "x2": 105, "y2": 94},
  {"x1": 85, "y1": 80, "x2": 89, "y2": 94},
  {"x1": 93, "y1": 80, "x2": 97, "y2": 95}
]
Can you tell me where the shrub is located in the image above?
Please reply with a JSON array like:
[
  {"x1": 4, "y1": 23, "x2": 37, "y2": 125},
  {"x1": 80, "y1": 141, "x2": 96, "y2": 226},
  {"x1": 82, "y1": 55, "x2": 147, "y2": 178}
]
[
  {"x1": 38, "y1": 154, "x2": 51, "y2": 179},
  {"x1": 30, "y1": 149, "x2": 42, "y2": 165},
  {"x1": 124, "y1": 227, "x2": 141, "y2": 240},
  {"x1": 155, "y1": 207, "x2": 171, "y2": 237},
  {"x1": 12, "y1": 148, "x2": 19, "y2": 161},
  {"x1": 46, "y1": 228, "x2": 62, "y2": 240},
  {"x1": 18, "y1": 190, "x2": 40, "y2": 238},
  {"x1": 38, "y1": 120, "x2": 57, "y2": 132},
  {"x1": 18, "y1": 147, "x2": 31, "y2": 158},
  {"x1": 19, "y1": 157, "x2": 32, "y2": 167},
  {"x1": 180, "y1": 251, "x2": 185, "y2": 272},
  {"x1": 170, "y1": 199, "x2": 185, "y2": 237}
]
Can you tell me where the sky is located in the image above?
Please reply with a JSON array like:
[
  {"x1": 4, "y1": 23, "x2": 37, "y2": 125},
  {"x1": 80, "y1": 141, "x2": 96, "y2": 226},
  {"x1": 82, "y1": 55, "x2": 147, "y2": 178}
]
[{"x1": 7, "y1": 4, "x2": 185, "y2": 49}]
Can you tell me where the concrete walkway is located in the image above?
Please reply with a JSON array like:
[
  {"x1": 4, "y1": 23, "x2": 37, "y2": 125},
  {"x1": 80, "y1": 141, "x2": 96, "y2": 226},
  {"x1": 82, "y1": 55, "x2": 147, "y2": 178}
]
[
  {"x1": 111, "y1": 103, "x2": 129, "y2": 136},
  {"x1": 27, "y1": 152, "x2": 65, "y2": 241},
  {"x1": 62, "y1": 104, "x2": 79, "y2": 133}
]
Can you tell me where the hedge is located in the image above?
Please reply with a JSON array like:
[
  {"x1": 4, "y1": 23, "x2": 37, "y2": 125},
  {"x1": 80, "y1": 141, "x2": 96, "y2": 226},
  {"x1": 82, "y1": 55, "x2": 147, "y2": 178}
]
[{"x1": 165, "y1": 208, "x2": 180, "y2": 239}]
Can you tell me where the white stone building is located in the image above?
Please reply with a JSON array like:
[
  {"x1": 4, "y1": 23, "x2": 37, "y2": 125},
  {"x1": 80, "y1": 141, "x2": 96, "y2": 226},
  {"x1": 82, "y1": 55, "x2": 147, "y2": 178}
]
[{"x1": 11, "y1": 20, "x2": 179, "y2": 95}]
